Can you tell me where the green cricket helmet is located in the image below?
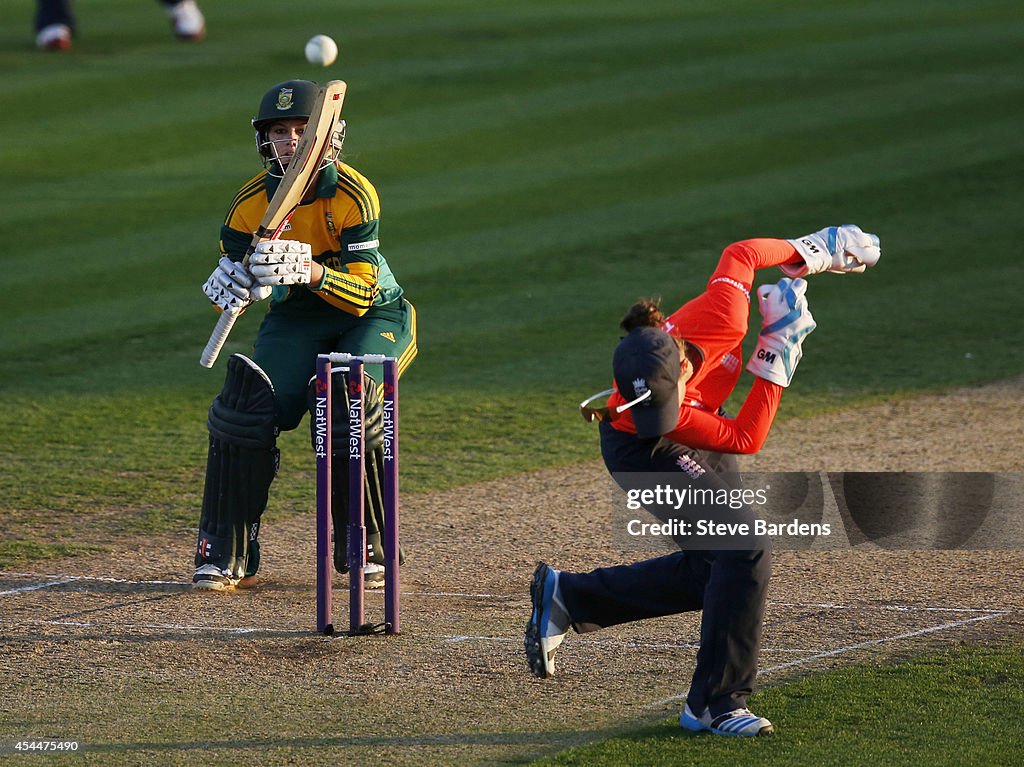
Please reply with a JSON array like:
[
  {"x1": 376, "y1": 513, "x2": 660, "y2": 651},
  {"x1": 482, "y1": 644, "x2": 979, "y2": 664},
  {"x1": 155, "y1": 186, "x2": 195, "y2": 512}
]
[{"x1": 252, "y1": 79, "x2": 346, "y2": 176}]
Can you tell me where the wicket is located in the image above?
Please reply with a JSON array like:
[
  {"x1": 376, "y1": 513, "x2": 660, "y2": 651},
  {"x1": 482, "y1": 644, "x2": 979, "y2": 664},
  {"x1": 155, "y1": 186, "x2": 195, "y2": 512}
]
[{"x1": 314, "y1": 353, "x2": 400, "y2": 636}]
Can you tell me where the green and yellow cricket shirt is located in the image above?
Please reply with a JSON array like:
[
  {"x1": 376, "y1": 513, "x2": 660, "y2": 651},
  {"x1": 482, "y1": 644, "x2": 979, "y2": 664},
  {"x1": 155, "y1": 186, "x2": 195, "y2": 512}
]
[{"x1": 220, "y1": 161, "x2": 404, "y2": 316}]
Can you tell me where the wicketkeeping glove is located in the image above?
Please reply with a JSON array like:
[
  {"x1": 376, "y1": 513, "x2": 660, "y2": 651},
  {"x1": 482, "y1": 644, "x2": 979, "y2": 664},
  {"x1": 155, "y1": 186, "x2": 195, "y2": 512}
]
[
  {"x1": 783, "y1": 224, "x2": 881, "y2": 277},
  {"x1": 202, "y1": 256, "x2": 272, "y2": 315},
  {"x1": 249, "y1": 240, "x2": 313, "y2": 286},
  {"x1": 745, "y1": 277, "x2": 816, "y2": 387}
]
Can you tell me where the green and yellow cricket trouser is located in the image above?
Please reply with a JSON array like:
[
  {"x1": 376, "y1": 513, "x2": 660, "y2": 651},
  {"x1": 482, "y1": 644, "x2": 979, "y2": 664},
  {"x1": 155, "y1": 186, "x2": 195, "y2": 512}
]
[{"x1": 252, "y1": 297, "x2": 417, "y2": 431}]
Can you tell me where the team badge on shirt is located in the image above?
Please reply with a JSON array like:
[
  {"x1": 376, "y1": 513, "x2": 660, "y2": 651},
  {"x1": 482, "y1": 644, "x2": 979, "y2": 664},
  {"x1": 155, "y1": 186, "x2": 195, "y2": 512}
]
[{"x1": 720, "y1": 353, "x2": 740, "y2": 373}]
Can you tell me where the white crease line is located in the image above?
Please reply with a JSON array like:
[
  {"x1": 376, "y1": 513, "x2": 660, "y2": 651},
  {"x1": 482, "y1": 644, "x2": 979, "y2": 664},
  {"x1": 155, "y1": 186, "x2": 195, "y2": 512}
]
[
  {"x1": 1, "y1": 618, "x2": 816, "y2": 653},
  {"x1": 2, "y1": 575, "x2": 1017, "y2": 613},
  {"x1": 7, "y1": 610, "x2": 1016, "y2": 658},
  {"x1": 0, "y1": 577, "x2": 76, "y2": 595},
  {"x1": 758, "y1": 613, "x2": 1010, "y2": 674},
  {"x1": 28, "y1": 619, "x2": 307, "y2": 635},
  {"x1": 1, "y1": 573, "x2": 183, "y2": 587},
  {"x1": 643, "y1": 611, "x2": 1010, "y2": 709},
  {"x1": 771, "y1": 602, "x2": 1012, "y2": 614},
  {"x1": 0, "y1": 574, "x2": 511, "y2": 600}
]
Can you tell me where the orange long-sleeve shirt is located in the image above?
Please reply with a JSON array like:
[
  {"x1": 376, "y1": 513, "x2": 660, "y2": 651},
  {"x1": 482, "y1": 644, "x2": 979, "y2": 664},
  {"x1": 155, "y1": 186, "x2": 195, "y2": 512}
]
[{"x1": 607, "y1": 238, "x2": 803, "y2": 454}]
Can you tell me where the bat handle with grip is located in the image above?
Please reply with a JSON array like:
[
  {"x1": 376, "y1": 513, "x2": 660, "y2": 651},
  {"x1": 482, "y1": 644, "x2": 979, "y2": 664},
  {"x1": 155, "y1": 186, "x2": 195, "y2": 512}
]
[
  {"x1": 197, "y1": 186, "x2": 296, "y2": 368},
  {"x1": 199, "y1": 311, "x2": 239, "y2": 368}
]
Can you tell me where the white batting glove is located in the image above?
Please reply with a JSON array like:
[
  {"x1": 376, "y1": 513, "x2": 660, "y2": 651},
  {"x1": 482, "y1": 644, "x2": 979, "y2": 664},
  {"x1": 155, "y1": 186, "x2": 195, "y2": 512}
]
[
  {"x1": 745, "y1": 278, "x2": 816, "y2": 387},
  {"x1": 249, "y1": 240, "x2": 313, "y2": 286},
  {"x1": 783, "y1": 225, "x2": 881, "y2": 277},
  {"x1": 202, "y1": 256, "x2": 272, "y2": 314}
]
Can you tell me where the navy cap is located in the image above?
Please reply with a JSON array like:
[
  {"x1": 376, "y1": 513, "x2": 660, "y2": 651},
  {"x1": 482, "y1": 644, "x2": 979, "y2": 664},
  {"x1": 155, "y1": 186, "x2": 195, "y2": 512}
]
[{"x1": 612, "y1": 326, "x2": 682, "y2": 438}]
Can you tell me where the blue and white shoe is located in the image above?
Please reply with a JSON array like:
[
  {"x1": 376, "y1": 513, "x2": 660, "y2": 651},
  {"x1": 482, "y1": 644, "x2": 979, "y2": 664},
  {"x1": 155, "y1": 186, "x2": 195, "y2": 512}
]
[
  {"x1": 679, "y1": 703, "x2": 711, "y2": 732},
  {"x1": 680, "y1": 704, "x2": 774, "y2": 737},
  {"x1": 524, "y1": 562, "x2": 571, "y2": 678}
]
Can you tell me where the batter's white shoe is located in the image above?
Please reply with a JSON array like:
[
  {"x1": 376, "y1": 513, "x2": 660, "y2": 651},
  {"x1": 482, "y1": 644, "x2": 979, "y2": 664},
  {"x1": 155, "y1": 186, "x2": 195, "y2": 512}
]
[
  {"x1": 363, "y1": 562, "x2": 385, "y2": 589},
  {"x1": 524, "y1": 562, "x2": 572, "y2": 678},
  {"x1": 191, "y1": 563, "x2": 238, "y2": 591},
  {"x1": 680, "y1": 704, "x2": 774, "y2": 737}
]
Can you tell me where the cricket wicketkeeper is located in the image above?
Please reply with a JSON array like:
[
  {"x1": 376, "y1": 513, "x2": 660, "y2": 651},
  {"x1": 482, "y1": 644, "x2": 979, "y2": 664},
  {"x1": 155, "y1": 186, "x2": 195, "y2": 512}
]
[
  {"x1": 525, "y1": 226, "x2": 881, "y2": 736},
  {"x1": 193, "y1": 80, "x2": 417, "y2": 591}
]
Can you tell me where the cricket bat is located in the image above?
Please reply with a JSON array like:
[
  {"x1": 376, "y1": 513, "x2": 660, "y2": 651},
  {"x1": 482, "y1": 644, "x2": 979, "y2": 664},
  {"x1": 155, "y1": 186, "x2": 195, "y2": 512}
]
[{"x1": 200, "y1": 80, "x2": 348, "y2": 368}]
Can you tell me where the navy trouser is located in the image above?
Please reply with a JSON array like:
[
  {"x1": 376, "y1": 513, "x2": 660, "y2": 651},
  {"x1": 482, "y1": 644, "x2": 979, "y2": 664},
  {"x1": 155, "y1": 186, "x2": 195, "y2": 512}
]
[{"x1": 558, "y1": 421, "x2": 771, "y2": 716}]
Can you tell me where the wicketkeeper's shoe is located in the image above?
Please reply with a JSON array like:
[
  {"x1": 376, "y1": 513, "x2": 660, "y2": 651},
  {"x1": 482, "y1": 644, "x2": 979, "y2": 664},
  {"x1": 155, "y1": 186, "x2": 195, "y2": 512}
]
[
  {"x1": 167, "y1": 0, "x2": 206, "y2": 41},
  {"x1": 524, "y1": 562, "x2": 571, "y2": 678},
  {"x1": 363, "y1": 562, "x2": 385, "y2": 590},
  {"x1": 679, "y1": 704, "x2": 710, "y2": 733},
  {"x1": 191, "y1": 564, "x2": 238, "y2": 591},
  {"x1": 680, "y1": 704, "x2": 774, "y2": 737},
  {"x1": 36, "y1": 24, "x2": 72, "y2": 51}
]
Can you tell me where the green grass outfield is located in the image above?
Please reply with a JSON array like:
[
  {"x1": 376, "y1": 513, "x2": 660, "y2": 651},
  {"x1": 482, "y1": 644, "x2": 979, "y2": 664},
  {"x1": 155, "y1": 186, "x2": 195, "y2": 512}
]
[
  {"x1": 2, "y1": 0, "x2": 1022, "y2": 556},
  {"x1": 532, "y1": 644, "x2": 1024, "y2": 766},
  {"x1": 3, "y1": 0, "x2": 1024, "y2": 557}
]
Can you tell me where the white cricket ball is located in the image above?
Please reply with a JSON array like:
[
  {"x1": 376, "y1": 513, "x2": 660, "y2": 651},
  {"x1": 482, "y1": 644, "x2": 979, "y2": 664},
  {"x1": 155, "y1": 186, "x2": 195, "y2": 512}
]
[{"x1": 305, "y1": 34, "x2": 338, "y2": 67}]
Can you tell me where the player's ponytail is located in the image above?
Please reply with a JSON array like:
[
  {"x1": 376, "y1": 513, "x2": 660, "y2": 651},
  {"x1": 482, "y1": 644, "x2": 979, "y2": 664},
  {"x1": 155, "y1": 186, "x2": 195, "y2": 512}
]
[{"x1": 620, "y1": 299, "x2": 665, "y2": 332}]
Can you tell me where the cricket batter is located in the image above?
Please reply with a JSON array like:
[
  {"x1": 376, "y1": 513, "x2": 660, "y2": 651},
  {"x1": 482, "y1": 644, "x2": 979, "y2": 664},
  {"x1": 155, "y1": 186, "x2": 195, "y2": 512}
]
[
  {"x1": 193, "y1": 80, "x2": 417, "y2": 591},
  {"x1": 525, "y1": 226, "x2": 880, "y2": 736}
]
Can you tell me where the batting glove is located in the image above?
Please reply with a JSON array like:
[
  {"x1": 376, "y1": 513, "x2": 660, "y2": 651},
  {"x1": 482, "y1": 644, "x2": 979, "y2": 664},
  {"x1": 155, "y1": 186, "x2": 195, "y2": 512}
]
[
  {"x1": 202, "y1": 256, "x2": 272, "y2": 314},
  {"x1": 745, "y1": 277, "x2": 816, "y2": 387},
  {"x1": 783, "y1": 225, "x2": 881, "y2": 277},
  {"x1": 249, "y1": 240, "x2": 313, "y2": 286}
]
